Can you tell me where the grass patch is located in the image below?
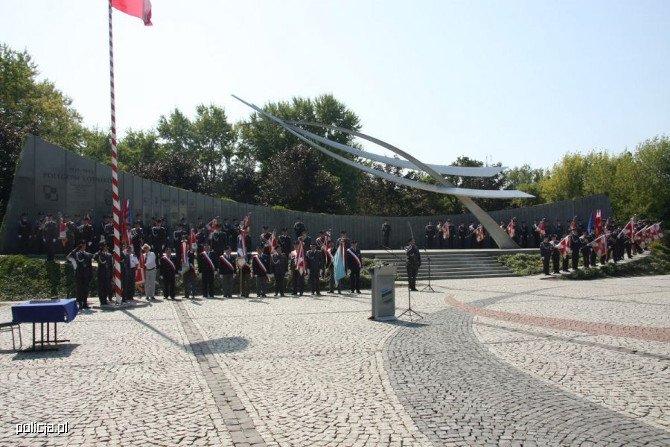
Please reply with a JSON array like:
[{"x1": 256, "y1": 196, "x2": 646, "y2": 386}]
[{"x1": 497, "y1": 253, "x2": 544, "y2": 276}]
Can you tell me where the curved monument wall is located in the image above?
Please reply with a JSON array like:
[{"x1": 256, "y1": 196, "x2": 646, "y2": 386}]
[{"x1": 0, "y1": 136, "x2": 612, "y2": 252}]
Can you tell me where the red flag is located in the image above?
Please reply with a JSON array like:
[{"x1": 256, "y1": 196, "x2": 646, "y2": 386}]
[
  {"x1": 476, "y1": 225, "x2": 485, "y2": 242},
  {"x1": 557, "y1": 235, "x2": 571, "y2": 258},
  {"x1": 112, "y1": 0, "x2": 153, "y2": 25},
  {"x1": 507, "y1": 221, "x2": 516, "y2": 238},
  {"x1": 189, "y1": 228, "x2": 197, "y2": 250},
  {"x1": 538, "y1": 221, "x2": 546, "y2": 238},
  {"x1": 592, "y1": 234, "x2": 608, "y2": 257},
  {"x1": 135, "y1": 253, "x2": 145, "y2": 288},
  {"x1": 59, "y1": 219, "x2": 67, "y2": 240},
  {"x1": 570, "y1": 217, "x2": 577, "y2": 231},
  {"x1": 296, "y1": 240, "x2": 306, "y2": 275},
  {"x1": 269, "y1": 230, "x2": 279, "y2": 250},
  {"x1": 620, "y1": 218, "x2": 635, "y2": 239},
  {"x1": 595, "y1": 210, "x2": 602, "y2": 237}
]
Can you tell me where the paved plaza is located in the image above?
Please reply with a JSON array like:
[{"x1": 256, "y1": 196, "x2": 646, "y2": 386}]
[{"x1": 1, "y1": 274, "x2": 669, "y2": 446}]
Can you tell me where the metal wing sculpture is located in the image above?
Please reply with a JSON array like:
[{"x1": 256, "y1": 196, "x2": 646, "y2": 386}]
[{"x1": 233, "y1": 95, "x2": 532, "y2": 249}]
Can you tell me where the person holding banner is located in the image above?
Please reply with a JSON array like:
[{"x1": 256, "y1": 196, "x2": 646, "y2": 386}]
[
  {"x1": 290, "y1": 241, "x2": 305, "y2": 296},
  {"x1": 218, "y1": 246, "x2": 236, "y2": 298},
  {"x1": 199, "y1": 243, "x2": 217, "y2": 298},
  {"x1": 251, "y1": 246, "x2": 270, "y2": 298},
  {"x1": 159, "y1": 247, "x2": 180, "y2": 300},
  {"x1": 346, "y1": 241, "x2": 363, "y2": 294}
]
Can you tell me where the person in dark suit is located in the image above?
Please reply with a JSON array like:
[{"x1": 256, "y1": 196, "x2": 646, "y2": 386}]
[
  {"x1": 67, "y1": 242, "x2": 93, "y2": 309},
  {"x1": 346, "y1": 241, "x2": 363, "y2": 294},
  {"x1": 182, "y1": 245, "x2": 198, "y2": 299},
  {"x1": 17, "y1": 213, "x2": 33, "y2": 254},
  {"x1": 93, "y1": 243, "x2": 113, "y2": 305},
  {"x1": 290, "y1": 241, "x2": 305, "y2": 296},
  {"x1": 131, "y1": 221, "x2": 144, "y2": 257},
  {"x1": 210, "y1": 224, "x2": 227, "y2": 256},
  {"x1": 271, "y1": 246, "x2": 288, "y2": 297},
  {"x1": 306, "y1": 243, "x2": 323, "y2": 295},
  {"x1": 78, "y1": 216, "x2": 95, "y2": 252},
  {"x1": 457, "y1": 223, "x2": 467, "y2": 249},
  {"x1": 406, "y1": 238, "x2": 421, "y2": 291},
  {"x1": 159, "y1": 247, "x2": 180, "y2": 300},
  {"x1": 43, "y1": 214, "x2": 59, "y2": 261},
  {"x1": 293, "y1": 218, "x2": 306, "y2": 240}
]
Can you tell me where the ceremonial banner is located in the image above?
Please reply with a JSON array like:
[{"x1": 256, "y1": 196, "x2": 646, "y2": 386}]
[{"x1": 333, "y1": 241, "x2": 346, "y2": 282}]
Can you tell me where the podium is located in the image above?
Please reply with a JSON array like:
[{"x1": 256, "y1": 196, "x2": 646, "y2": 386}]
[{"x1": 371, "y1": 265, "x2": 397, "y2": 321}]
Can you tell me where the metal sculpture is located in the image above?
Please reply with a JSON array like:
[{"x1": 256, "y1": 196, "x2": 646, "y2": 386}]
[{"x1": 233, "y1": 95, "x2": 532, "y2": 249}]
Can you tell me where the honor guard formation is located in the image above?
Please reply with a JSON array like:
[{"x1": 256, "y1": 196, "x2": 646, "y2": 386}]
[{"x1": 16, "y1": 212, "x2": 371, "y2": 309}]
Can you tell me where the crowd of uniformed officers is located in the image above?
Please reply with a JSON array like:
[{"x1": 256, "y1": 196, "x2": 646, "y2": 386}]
[{"x1": 19, "y1": 212, "x2": 369, "y2": 309}]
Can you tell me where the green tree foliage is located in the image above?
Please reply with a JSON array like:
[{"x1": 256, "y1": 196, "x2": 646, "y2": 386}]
[
  {"x1": 256, "y1": 144, "x2": 345, "y2": 213},
  {"x1": 217, "y1": 157, "x2": 259, "y2": 204},
  {"x1": 133, "y1": 153, "x2": 203, "y2": 192},
  {"x1": 157, "y1": 104, "x2": 235, "y2": 188},
  {"x1": 239, "y1": 95, "x2": 362, "y2": 212},
  {"x1": 0, "y1": 44, "x2": 86, "y2": 150}
]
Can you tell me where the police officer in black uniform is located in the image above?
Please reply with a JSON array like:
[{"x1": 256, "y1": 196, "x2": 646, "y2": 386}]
[
  {"x1": 68, "y1": 242, "x2": 93, "y2": 309},
  {"x1": 570, "y1": 228, "x2": 582, "y2": 270},
  {"x1": 217, "y1": 246, "x2": 236, "y2": 298},
  {"x1": 293, "y1": 218, "x2": 306, "y2": 240},
  {"x1": 290, "y1": 241, "x2": 305, "y2": 296},
  {"x1": 18, "y1": 213, "x2": 33, "y2": 254},
  {"x1": 424, "y1": 222, "x2": 436, "y2": 249},
  {"x1": 279, "y1": 228, "x2": 292, "y2": 256},
  {"x1": 93, "y1": 243, "x2": 114, "y2": 305},
  {"x1": 78, "y1": 216, "x2": 95, "y2": 251},
  {"x1": 131, "y1": 221, "x2": 144, "y2": 257},
  {"x1": 152, "y1": 218, "x2": 168, "y2": 254},
  {"x1": 539, "y1": 235, "x2": 553, "y2": 275},
  {"x1": 199, "y1": 243, "x2": 217, "y2": 298},
  {"x1": 159, "y1": 247, "x2": 180, "y2": 300},
  {"x1": 306, "y1": 243, "x2": 323, "y2": 295},
  {"x1": 346, "y1": 241, "x2": 363, "y2": 294},
  {"x1": 271, "y1": 246, "x2": 288, "y2": 297},
  {"x1": 43, "y1": 214, "x2": 59, "y2": 261}
]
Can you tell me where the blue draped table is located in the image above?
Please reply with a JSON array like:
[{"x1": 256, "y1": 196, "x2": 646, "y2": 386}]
[{"x1": 11, "y1": 299, "x2": 78, "y2": 351}]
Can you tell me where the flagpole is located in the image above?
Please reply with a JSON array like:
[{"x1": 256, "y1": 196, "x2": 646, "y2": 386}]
[{"x1": 109, "y1": 0, "x2": 123, "y2": 304}]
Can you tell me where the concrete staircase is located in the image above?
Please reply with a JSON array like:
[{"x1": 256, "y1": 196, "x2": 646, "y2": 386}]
[{"x1": 363, "y1": 248, "x2": 537, "y2": 281}]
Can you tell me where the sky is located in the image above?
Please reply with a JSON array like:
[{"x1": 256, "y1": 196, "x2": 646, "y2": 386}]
[{"x1": 2, "y1": 0, "x2": 669, "y2": 170}]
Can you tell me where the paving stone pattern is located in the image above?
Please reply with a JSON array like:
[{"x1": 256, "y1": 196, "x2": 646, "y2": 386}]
[{"x1": 0, "y1": 274, "x2": 668, "y2": 446}]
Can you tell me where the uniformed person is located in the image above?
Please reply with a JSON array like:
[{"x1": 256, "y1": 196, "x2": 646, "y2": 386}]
[
  {"x1": 210, "y1": 224, "x2": 227, "y2": 256},
  {"x1": 381, "y1": 219, "x2": 391, "y2": 248},
  {"x1": 306, "y1": 243, "x2": 323, "y2": 295},
  {"x1": 217, "y1": 246, "x2": 236, "y2": 298},
  {"x1": 199, "y1": 243, "x2": 217, "y2": 298},
  {"x1": 43, "y1": 214, "x2": 59, "y2": 261},
  {"x1": 293, "y1": 218, "x2": 306, "y2": 240},
  {"x1": 446, "y1": 219, "x2": 455, "y2": 249},
  {"x1": 67, "y1": 242, "x2": 93, "y2": 309},
  {"x1": 152, "y1": 218, "x2": 168, "y2": 254},
  {"x1": 346, "y1": 241, "x2": 363, "y2": 294},
  {"x1": 131, "y1": 221, "x2": 145, "y2": 257},
  {"x1": 173, "y1": 224, "x2": 187, "y2": 251},
  {"x1": 103, "y1": 216, "x2": 114, "y2": 251},
  {"x1": 406, "y1": 238, "x2": 421, "y2": 291},
  {"x1": 93, "y1": 243, "x2": 113, "y2": 305},
  {"x1": 78, "y1": 216, "x2": 95, "y2": 251},
  {"x1": 271, "y1": 246, "x2": 288, "y2": 297},
  {"x1": 579, "y1": 231, "x2": 591, "y2": 268},
  {"x1": 159, "y1": 247, "x2": 180, "y2": 300},
  {"x1": 279, "y1": 228, "x2": 292, "y2": 255},
  {"x1": 539, "y1": 235, "x2": 553, "y2": 275},
  {"x1": 122, "y1": 244, "x2": 139, "y2": 302},
  {"x1": 457, "y1": 223, "x2": 467, "y2": 249},
  {"x1": 290, "y1": 241, "x2": 305, "y2": 296},
  {"x1": 18, "y1": 213, "x2": 33, "y2": 254},
  {"x1": 251, "y1": 246, "x2": 270, "y2": 298},
  {"x1": 424, "y1": 221, "x2": 436, "y2": 249}
]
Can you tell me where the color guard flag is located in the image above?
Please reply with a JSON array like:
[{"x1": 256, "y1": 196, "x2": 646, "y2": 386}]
[
  {"x1": 587, "y1": 212, "x2": 594, "y2": 235},
  {"x1": 595, "y1": 209, "x2": 602, "y2": 237},
  {"x1": 112, "y1": 0, "x2": 153, "y2": 25},
  {"x1": 592, "y1": 234, "x2": 608, "y2": 257},
  {"x1": 333, "y1": 240, "x2": 346, "y2": 282},
  {"x1": 557, "y1": 235, "x2": 572, "y2": 258}
]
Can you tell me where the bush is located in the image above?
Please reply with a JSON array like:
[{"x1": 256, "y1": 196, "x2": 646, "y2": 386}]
[
  {"x1": 497, "y1": 253, "x2": 544, "y2": 276},
  {"x1": 0, "y1": 255, "x2": 77, "y2": 301}
]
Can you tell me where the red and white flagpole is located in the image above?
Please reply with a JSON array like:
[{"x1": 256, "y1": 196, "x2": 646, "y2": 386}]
[{"x1": 108, "y1": 0, "x2": 123, "y2": 303}]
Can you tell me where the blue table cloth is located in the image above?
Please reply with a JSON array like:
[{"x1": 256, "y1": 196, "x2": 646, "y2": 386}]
[{"x1": 12, "y1": 299, "x2": 78, "y2": 324}]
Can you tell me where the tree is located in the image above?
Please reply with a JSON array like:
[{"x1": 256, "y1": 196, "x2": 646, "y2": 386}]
[
  {"x1": 157, "y1": 105, "x2": 235, "y2": 189},
  {"x1": 634, "y1": 136, "x2": 670, "y2": 222},
  {"x1": 217, "y1": 157, "x2": 259, "y2": 204},
  {"x1": 256, "y1": 144, "x2": 345, "y2": 213},
  {"x1": 118, "y1": 129, "x2": 163, "y2": 169},
  {"x1": 238, "y1": 94, "x2": 362, "y2": 212},
  {"x1": 0, "y1": 43, "x2": 86, "y2": 150},
  {"x1": 133, "y1": 153, "x2": 203, "y2": 192}
]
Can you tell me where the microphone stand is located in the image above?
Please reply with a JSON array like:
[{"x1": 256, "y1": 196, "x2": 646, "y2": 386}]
[{"x1": 420, "y1": 247, "x2": 435, "y2": 293}]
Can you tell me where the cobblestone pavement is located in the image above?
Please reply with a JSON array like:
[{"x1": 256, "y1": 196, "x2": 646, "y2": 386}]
[{"x1": 0, "y1": 274, "x2": 668, "y2": 446}]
